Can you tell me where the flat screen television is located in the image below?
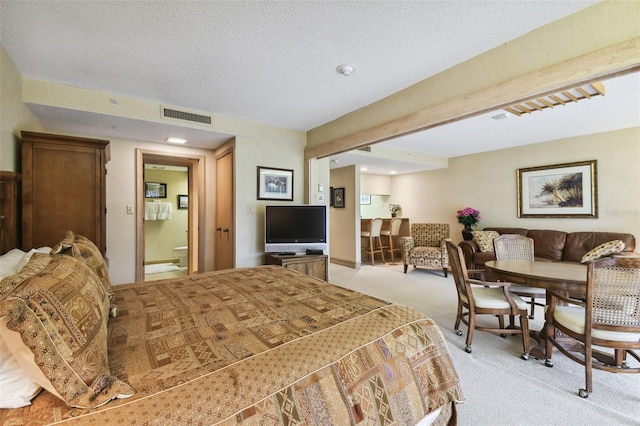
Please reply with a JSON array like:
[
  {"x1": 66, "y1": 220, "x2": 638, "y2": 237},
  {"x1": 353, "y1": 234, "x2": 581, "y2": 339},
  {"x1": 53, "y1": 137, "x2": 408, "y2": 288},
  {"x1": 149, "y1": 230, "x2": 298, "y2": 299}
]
[{"x1": 264, "y1": 205, "x2": 327, "y2": 254}]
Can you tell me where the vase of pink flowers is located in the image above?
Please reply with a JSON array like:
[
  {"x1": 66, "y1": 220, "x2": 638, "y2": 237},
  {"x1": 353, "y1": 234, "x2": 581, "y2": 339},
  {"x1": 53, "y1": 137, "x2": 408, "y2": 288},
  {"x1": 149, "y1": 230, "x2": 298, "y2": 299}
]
[{"x1": 456, "y1": 207, "x2": 480, "y2": 240}]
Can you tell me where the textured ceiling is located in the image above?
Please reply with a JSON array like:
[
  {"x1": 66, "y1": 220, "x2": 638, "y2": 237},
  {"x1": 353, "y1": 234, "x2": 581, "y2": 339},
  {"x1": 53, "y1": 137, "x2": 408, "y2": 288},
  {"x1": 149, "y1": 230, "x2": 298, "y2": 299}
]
[{"x1": 3, "y1": 0, "x2": 636, "y2": 175}]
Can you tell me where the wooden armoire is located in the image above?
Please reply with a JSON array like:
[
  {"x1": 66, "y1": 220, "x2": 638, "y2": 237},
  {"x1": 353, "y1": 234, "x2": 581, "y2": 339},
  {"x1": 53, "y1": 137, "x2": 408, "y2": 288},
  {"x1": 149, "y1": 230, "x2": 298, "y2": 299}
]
[{"x1": 21, "y1": 131, "x2": 110, "y2": 254}]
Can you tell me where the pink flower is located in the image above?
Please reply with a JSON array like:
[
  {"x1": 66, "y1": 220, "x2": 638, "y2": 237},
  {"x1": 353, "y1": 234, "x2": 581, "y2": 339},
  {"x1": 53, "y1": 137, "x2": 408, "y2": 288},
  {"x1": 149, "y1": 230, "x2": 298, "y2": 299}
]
[{"x1": 456, "y1": 207, "x2": 480, "y2": 227}]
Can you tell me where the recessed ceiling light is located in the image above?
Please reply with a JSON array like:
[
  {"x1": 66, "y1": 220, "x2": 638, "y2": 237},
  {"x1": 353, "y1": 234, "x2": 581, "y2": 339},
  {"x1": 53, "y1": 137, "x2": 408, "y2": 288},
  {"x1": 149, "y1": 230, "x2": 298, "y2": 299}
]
[
  {"x1": 166, "y1": 137, "x2": 187, "y2": 144},
  {"x1": 360, "y1": 166, "x2": 368, "y2": 171},
  {"x1": 336, "y1": 63, "x2": 356, "y2": 77},
  {"x1": 389, "y1": 171, "x2": 397, "y2": 174}
]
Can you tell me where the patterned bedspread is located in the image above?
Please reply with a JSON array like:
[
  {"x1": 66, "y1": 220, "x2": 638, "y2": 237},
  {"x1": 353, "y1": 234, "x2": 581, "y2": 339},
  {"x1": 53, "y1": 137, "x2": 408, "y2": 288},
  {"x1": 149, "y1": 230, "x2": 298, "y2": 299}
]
[{"x1": 0, "y1": 266, "x2": 463, "y2": 425}]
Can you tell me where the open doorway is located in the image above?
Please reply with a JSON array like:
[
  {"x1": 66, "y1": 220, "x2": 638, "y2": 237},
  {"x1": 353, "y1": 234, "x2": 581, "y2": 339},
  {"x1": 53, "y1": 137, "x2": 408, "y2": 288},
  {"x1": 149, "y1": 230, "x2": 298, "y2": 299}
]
[
  {"x1": 135, "y1": 149, "x2": 205, "y2": 282},
  {"x1": 143, "y1": 163, "x2": 189, "y2": 281}
]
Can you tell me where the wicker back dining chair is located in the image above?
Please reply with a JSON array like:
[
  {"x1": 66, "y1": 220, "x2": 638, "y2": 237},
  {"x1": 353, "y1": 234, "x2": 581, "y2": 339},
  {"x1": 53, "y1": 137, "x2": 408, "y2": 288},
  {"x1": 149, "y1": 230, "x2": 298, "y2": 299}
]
[
  {"x1": 493, "y1": 234, "x2": 546, "y2": 319},
  {"x1": 544, "y1": 256, "x2": 640, "y2": 398},
  {"x1": 446, "y1": 239, "x2": 531, "y2": 359}
]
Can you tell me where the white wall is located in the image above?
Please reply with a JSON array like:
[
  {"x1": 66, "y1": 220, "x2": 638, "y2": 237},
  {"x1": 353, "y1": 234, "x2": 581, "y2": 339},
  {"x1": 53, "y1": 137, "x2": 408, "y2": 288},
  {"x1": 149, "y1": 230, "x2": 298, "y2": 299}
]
[{"x1": 392, "y1": 127, "x2": 640, "y2": 246}]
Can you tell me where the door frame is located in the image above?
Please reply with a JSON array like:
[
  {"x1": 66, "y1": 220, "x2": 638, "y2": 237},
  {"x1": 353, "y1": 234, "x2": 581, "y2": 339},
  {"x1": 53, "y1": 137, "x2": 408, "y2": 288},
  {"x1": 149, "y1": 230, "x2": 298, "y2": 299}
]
[{"x1": 135, "y1": 149, "x2": 205, "y2": 281}]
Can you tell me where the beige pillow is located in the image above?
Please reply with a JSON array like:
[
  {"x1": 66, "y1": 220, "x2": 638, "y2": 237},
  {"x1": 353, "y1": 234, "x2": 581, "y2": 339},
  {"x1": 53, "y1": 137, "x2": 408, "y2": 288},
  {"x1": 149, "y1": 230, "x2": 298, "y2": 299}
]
[
  {"x1": 472, "y1": 230, "x2": 500, "y2": 252},
  {"x1": 0, "y1": 253, "x2": 134, "y2": 408},
  {"x1": 580, "y1": 240, "x2": 625, "y2": 263},
  {"x1": 50, "y1": 231, "x2": 112, "y2": 300}
]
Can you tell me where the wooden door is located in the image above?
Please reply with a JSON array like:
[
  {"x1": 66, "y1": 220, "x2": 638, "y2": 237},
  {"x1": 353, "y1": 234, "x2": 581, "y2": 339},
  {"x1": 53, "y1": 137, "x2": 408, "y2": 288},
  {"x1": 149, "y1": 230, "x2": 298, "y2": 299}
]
[{"x1": 215, "y1": 151, "x2": 233, "y2": 270}]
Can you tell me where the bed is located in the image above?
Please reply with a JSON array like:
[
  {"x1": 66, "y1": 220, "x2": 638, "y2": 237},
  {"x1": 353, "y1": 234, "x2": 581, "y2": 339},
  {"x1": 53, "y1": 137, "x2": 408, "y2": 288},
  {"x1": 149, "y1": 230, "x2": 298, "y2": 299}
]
[{"x1": 0, "y1": 231, "x2": 463, "y2": 425}]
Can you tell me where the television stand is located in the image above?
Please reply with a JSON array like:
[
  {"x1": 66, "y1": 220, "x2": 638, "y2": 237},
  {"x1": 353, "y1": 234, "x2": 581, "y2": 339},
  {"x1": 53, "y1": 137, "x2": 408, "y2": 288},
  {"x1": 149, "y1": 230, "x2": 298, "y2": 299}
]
[{"x1": 264, "y1": 253, "x2": 328, "y2": 281}]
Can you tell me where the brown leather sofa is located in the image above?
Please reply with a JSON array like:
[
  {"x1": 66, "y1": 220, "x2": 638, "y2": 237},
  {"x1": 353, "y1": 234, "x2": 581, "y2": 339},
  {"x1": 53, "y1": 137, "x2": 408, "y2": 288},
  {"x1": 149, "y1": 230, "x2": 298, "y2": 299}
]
[{"x1": 459, "y1": 227, "x2": 637, "y2": 269}]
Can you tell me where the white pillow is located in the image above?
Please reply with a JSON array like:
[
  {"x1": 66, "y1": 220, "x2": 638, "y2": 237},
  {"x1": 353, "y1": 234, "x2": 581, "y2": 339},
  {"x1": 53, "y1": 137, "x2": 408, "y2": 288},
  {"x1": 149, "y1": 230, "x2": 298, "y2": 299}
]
[
  {"x1": 0, "y1": 248, "x2": 26, "y2": 280},
  {"x1": 0, "y1": 318, "x2": 42, "y2": 408},
  {"x1": 16, "y1": 247, "x2": 52, "y2": 273}
]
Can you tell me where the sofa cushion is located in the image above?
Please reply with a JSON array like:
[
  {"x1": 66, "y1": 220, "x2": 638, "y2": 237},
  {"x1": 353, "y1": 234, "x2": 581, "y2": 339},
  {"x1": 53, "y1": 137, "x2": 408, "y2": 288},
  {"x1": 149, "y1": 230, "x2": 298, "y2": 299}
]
[
  {"x1": 526, "y1": 230, "x2": 567, "y2": 262},
  {"x1": 472, "y1": 230, "x2": 500, "y2": 252},
  {"x1": 484, "y1": 227, "x2": 528, "y2": 237},
  {"x1": 564, "y1": 232, "x2": 636, "y2": 263},
  {"x1": 580, "y1": 240, "x2": 625, "y2": 263}
]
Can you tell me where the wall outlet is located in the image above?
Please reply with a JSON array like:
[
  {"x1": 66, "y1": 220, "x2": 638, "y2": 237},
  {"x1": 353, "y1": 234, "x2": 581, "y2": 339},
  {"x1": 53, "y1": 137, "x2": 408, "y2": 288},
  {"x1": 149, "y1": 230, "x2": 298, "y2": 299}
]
[{"x1": 126, "y1": 205, "x2": 134, "y2": 215}]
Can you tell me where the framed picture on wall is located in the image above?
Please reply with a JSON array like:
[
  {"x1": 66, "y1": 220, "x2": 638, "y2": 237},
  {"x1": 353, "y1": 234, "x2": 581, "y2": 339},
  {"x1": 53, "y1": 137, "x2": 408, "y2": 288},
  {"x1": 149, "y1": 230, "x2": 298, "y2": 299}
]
[
  {"x1": 360, "y1": 194, "x2": 371, "y2": 205},
  {"x1": 517, "y1": 160, "x2": 597, "y2": 218},
  {"x1": 177, "y1": 194, "x2": 188, "y2": 209},
  {"x1": 333, "y1": 187, "x2": 345, "y2": 208},
  {"x1": 145, "y1": 182, "x2": 167, "y2": 198},
  {"x1": 257, "y1": 166, "x2": 294, "y2": 201}
]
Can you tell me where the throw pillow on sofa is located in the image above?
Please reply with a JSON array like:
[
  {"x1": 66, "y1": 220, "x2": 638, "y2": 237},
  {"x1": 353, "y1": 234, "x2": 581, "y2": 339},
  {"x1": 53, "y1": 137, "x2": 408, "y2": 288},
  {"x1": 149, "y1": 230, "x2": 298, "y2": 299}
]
[
  {"x1": 472, "y1": 230, "x2": 500, "y2": 252},
  {"x1": 580, "y1": 240, "x2": 625, "y2": 263}
]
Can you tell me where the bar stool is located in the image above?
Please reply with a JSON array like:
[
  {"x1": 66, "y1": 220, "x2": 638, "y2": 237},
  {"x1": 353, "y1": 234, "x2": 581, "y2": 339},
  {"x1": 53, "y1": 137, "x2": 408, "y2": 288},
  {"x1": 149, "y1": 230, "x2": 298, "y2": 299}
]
[
  {"x1": 361, "y1": 218, "x2": 385, "y2": 265},
  {"x1": 381, "y1": 217, "x2": 402, "y2": 263}
]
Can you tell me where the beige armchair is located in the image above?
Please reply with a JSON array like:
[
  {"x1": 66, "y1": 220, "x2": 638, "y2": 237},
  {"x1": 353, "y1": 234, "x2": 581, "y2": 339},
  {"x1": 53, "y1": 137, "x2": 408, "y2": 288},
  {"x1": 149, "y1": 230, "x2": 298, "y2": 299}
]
[{"x1": 400, "y1": 223, "x2": 450, "y2": 276}]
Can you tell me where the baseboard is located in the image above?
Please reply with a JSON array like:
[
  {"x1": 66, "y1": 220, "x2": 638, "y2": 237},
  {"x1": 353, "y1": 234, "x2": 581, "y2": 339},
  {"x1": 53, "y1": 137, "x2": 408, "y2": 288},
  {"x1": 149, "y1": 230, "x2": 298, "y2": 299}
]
[{"x1": 330, "y1": 257, "x2": 357, "y2": 268}]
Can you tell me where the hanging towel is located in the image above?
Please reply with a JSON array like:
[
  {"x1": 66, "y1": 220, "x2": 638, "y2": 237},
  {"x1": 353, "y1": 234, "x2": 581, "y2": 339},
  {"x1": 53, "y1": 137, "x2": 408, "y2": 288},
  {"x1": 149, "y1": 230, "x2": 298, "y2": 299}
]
[
  {"x1": 157, "y1": 202, "x2": 172, "y2": 220},
  {"x1": 145, "y1": 201, "x2": 158, "y2": 220}
]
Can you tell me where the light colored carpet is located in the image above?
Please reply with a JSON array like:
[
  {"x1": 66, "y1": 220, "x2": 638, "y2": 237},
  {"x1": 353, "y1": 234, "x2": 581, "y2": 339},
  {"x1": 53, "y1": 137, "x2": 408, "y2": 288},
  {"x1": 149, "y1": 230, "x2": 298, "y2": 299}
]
[{"x1": 329, "y1": 262, "x2": 640, "y2": 426}]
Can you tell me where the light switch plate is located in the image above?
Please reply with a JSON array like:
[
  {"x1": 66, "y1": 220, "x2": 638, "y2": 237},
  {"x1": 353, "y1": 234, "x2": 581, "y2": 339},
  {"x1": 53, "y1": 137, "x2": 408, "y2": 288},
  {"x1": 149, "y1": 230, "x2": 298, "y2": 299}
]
[{"x1": 318, "y1": 184, "x2": 324, "y2": 192}]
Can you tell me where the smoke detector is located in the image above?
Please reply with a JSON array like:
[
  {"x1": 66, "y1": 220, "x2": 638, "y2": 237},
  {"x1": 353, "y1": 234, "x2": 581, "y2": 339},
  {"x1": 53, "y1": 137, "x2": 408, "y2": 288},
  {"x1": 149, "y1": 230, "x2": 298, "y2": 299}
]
[{"x1": 336, "y1": 63, "x2": 356, "y2": 77}]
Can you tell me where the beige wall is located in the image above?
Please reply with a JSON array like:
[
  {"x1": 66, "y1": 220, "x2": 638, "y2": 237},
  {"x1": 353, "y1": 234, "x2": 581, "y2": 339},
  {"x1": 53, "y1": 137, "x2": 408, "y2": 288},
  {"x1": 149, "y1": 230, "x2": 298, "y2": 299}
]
[
  {"x1": 144, "y1": 168, "x2": 189, "y2": 263},
  {"x1": 0, "y1": 46, "x2": 44, "y2": 171},
  {"x1": 330, "y1": 165, "x2": 360, "y2": 267},
  {"x1": 105, "y1": 138, "x2": 216, "y2": 284},
  {"x1": 233, "y1": 135, "x2": 308, "y2": 267},
  {"x1": 392, "y1": 126, "x2": 640, "y2": 246}
]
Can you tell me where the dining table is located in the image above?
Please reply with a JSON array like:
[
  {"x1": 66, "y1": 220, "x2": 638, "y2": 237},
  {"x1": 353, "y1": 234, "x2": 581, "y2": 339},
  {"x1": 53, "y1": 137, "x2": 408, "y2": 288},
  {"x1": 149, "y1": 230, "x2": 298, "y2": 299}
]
[{"x1": 484, "y1": 260, "x2": 588, "y2": 361}]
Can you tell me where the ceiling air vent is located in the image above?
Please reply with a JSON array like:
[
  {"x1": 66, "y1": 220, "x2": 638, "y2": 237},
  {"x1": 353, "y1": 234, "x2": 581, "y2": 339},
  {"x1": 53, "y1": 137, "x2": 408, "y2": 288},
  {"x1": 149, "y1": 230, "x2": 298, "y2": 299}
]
[
  {"x1": 357, "y1": 146, "x2": 371, "y2": 152},
  {"x1": 162, "y1": 107, "x2": 212, "y2": 125}
]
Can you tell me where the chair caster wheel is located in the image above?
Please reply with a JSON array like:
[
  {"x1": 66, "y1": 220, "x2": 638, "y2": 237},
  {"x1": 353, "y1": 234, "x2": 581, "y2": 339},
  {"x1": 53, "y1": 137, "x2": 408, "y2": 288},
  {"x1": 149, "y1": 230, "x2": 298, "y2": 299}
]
[
  {"x1": 578, "y1": 389, "x2": 588, "y2": 398},
  {"x1": 455, "y1": 330, "x2": 463, "y2": 336},
  {"x1": 464, "y1": 346, "x2": 472, "y2": 353},
  {"x1": 622, "y1": 361, "x2": 630, "y2": 369},
  {"x1": 521, "y1": 353, "x2": 529, "y2": 361},
  {"x1": 544, "y1": 359, "x2": 554, "y2": 368},
  {"x1": 500, "y1": 333, "x2": 507, "y2": 338}
]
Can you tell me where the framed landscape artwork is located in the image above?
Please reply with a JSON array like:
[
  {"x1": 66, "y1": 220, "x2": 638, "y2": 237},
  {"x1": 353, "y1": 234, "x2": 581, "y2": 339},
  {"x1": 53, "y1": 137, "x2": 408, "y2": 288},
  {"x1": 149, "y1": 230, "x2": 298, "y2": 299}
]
[
  {"x1": 145, "y1": 182, "x2": 167, "y2": 198},
  {"x1": 517, "y1": 160, "x2": 597, "y2": 218},
  {"x1": 257, "y1": 166, "x2": 294, "y2": 201}
]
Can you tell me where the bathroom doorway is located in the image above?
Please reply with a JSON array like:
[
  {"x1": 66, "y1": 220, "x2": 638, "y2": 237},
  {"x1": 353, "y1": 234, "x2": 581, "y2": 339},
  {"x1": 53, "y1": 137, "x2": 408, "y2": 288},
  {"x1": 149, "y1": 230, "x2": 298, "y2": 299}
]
[
  {"x1": 143, "y1": 164, "x2": 189, "y2": 281},
  {"x1": 135, "y1": 149, "x2": 205, "y2": 282}
]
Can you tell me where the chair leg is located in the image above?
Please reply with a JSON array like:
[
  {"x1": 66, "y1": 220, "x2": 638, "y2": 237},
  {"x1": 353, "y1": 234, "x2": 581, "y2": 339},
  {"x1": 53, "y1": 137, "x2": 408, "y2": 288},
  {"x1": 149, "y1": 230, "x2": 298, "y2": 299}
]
[
  {"x1": 403, "y1": 264, "x2": 408, "y2": 273},
  {"x1": 465, "y1": 313, "x2": 475, "y2": 353},
  {"x1": 369, "y1": 236, "x2": 375, "y2": 265},
  {"x1": 519, "y1": 312, "x2": 530, "y2": 360},
  {"x1": 376, "y1": 237, "x2": 385, "y2": 264},
  {"x1": 442, "y1": 267, "x2": 448, "y2": 277},
  {"x1": 530, "y1": 297, "x2": 537, "y2": 319}
]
